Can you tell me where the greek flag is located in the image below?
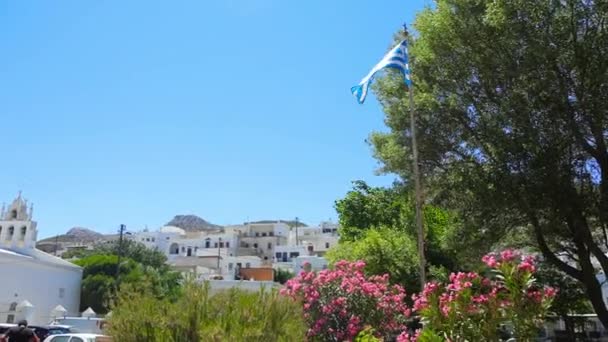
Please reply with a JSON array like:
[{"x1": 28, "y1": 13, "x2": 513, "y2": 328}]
[{"x1": 351, "y1": 40, "x2": 412, "y2": 104}]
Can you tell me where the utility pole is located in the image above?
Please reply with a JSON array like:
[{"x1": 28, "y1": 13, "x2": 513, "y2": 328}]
[
  {"x1": 54, "y1": 235, "x2": 59, "y2": 256},
  {"x1": 115, "y1": 224, "x2": 126, "y2": 280},
  {"x1": 295, "y1": 217, "x2": 299, "y2": 246},
  {"x1": 217, "y1": 237, "x2": 222, "y2": 273}
]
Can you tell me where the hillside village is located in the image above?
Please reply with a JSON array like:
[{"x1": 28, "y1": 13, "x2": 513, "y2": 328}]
[{"x1": 0, "y1": 193, "x2": 338, "y2": 326}]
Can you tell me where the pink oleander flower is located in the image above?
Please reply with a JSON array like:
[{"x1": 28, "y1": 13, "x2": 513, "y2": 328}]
[
  {"x1": 281, "y1": 260, "x2": 411, "y2": 341},
  {"x1": 544, "y1": 286, "x2": 558, "y2": 298},
  {"x1": 500, "y1": 249, "x2": 518, "y2": 262},
  {"x1": 482, "y1": 253, "x2": 500, "y2": 268}
]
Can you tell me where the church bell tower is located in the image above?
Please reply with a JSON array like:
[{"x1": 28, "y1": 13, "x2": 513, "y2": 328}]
[{"x1": 0, "y1": 192, "x2": 38, "y2": 250}]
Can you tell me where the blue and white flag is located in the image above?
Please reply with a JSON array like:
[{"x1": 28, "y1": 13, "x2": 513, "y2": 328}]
[{"x1": 351, "y1": 40, "x2": 412, "y2": 104}]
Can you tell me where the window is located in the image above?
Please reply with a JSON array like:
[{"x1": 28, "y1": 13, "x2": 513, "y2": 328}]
[
  {"x1": 275, "y1": 252, "x2": 282, "y2": 259},
  {"x1": 9, "y1": 302, "x2": 17, "y2": 311},
  {"x1": 181, "y1": 247, "x2": 185, "y2": 253},
  {"x1": 10, "y1": 209, "x2": 17, "y2": 219},
  {"x1": 187, "y1": 248, "x2": 192, "y2": 257},
  {"x1": 289, "y1": 252, "x2": 300, "y2": 258},
  {"x1": 325, "y1": 242, "x2": 330, "y2": 249},
  {"x1": 245, "y1": 263, "x2": 251, "y2": 268},
  {"x1": 195, "y1": 247, "x2": 199, "y2": 252},
  {"x1": 59, "y1": 288, "x2": 65, "y2": 299},
  {"x1": 262, "y1": 232, "x2": 267, "y2": 237},
  {"x1": 244, "y1": 243, "x2": 249, "y2": 248},
  {"x1": 0, "y1": 226, "x2": 2, "y2": 236},
  {"x1": 69, "y1": 338, "x2": 85, "y2": 342},
  {"x1": 166, "y1": 237, "x2": 170, "y2": 240},
  {"x1": 253, "y1": 243, "x2": 258, "y2": 248},
  {"x1": 152, "y1": 238, "x2": 155, "y2": 242},
  {"x1": 269, "y1": 231, "x2": 274, "y2": 236},
  {"x1": 205, "y1": 240, "x2": 210, "y2": 248},
  {"x1": 170, "y1": 243, "x2": 179, "y2": 254},
  {"x1": 255, "y1": 232, "x2": 260, "y2": 237},
  {"x1": 7, "y1": 226, "x2": 14, "y2": 240},
  {"x1": 219, "y1": 242, "x2": 224, "y2": 248},
  {"x1": 264, "y1": 256, "x2": 268, "y2": 260},
  {"x1": 6, "y1": 314, "x2": 14, "y2": 324},
  {"x1": 146, "y1": 238, "x2": 150, "y2": 242},
  {"x1": 48, "y1": 337, "x2": 70, "y2": 342},
  {"x1": 228, "y1": 263, "x2": 233, "y2": 271},
  {"x1": 267, "y1": 242, "x2": 272, "y2": 250},
  {"x1": 307, "y1": 246, "x2": 314, "y2": 252},
  {"x1": 225, "y1": 242, "x2": 230, "y2": 248},
  {"x1": 214, "y1": 242, "x2": 218, "y2": 248}
]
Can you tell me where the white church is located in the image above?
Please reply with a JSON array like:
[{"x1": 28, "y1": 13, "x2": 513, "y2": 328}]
[{"x1": 0, "y1": 194, "x2": 82, "y2": 325}]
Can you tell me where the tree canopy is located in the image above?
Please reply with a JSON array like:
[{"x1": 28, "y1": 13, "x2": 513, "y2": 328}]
[
  {"x1": 332, "y1": 181, "x2": 466, "y2": 290},
  {"x1": 73, "y1": 241, "x2": 181, "y2": 313},
  {"x1": 370, "y1": 0, "x2": 608, "y2": 326}
]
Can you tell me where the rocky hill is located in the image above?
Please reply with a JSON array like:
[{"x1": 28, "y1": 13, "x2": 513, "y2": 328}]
[
  {"x1": 38, "y1": 227, "x2": 104, "y2": 244},
  {"x1": 165, "y1": 215, "x2": 223, "y2": 232}
]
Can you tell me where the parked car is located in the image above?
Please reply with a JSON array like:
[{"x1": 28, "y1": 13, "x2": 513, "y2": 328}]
[
  {"x1": 42, "y1": 333, "x2": 109, "y2": 342},
  {"x1": 30, "y1": 325, "x2": 73, "y2": 340},
  {"x1": 0, "y1": 324, "x2": 16, "y2": 335}
]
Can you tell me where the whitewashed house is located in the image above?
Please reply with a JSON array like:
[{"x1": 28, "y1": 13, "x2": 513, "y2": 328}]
[{"x1": 0, "y1": 194, "x2": 82, "y2": 325}]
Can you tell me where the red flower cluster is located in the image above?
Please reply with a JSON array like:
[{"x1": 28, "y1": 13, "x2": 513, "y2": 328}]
[
  {"x1": 412, "y1": 250, "x2": 557, "y2": 341},
  {"x1": 281, "y1": 260, "x2": 411, "y2": 341},
  {"x1": 281, "y1": 250, "x2": 557, "y2": 341}
]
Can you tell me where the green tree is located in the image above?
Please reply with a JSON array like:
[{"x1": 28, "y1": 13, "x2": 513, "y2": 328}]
[
  {"x1": 335, "y1": 180, "x2": 406, "y2": 241},
  {"x1": 273, "y1": 268, "x2": 295, "y2": 285},
  {"x1": 536, "y1": 262, "x2": 592, "y2": 339},
  {"x1": 334, "y1": 181, "x2": 467, "y2": 281},
  {"x1": 370, "y1": 0, "x2": 608, "y2": 326},
  {"x1": 326, "y1": 228, "x2": 421, "y2": 290},
  {"x1": 73, "y1": 242, "x2": 181, "y2": 313}
]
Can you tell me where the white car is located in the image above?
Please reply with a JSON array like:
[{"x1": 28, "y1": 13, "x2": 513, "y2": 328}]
[{"x1": 43, "y1": 333, "x2": 109, "y2": 342}]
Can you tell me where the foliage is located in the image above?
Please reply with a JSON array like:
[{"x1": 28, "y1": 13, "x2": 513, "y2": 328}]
[
  {"x1": 411, "y1": 250, "x2": 556, "y2": 341},
  {"x1": 333, "y1": 181, "x2": 468, "y2": 291},
  {"x1": 335, "y1": 180, "x2": 406, "y2": 242},
  {"x1": 107, "y1": 281, "x2": 306, "y2": 342},
  {"x1": 91, "y1": 239, "x2": 168, "y2": 269},
  {"x1": 73, "y1": 242, "x2": 181, "y2": 313},
  {"x1": 370, "y1": 0, "x2": 608, "y2": 326},
  {"x1": 535, "y1": 261, "x2": 591, "y2": 339},
  {"x1": 325, "y1": 228, "x2": 421, "y2": 290},
  {"x1": 281, "y1": 260, "x2": 412, "y2": 341},
  {"x1": 274, "y1": 268, "x2": 295, "y2": 285}
]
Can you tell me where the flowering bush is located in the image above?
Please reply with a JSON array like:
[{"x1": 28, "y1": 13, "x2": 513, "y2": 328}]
[
  {"x1": 281, "y1": 260, "x2": 412, "y2": 341},
  {"x1": 411, "y1": 250, "x2": 556, "y2": 341},
  {"x1": 282, "y1": 251, "x2": 556, "y2": 342}
]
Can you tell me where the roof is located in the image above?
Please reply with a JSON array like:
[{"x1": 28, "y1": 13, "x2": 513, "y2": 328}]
[
  {"x1": 159, "y1": 226, "x2": 186, "y2": 234},
  {"x1": 0, "y1": 247, "x2": 82, "y2": 271}
]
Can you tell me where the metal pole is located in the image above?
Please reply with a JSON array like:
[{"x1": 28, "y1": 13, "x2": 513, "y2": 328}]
[
  {"x1": 404, "y1": 26, "x2": 426, "y2": 287},
  {"x1": 116, "y1": 224, "x2": 125, "y2": 280},
  {"x1": 295, "y1": 217, "x2": 299, "y2": 246},
  {"x1": 217, "y1": 237, "x2": 222, "y2": 273}
]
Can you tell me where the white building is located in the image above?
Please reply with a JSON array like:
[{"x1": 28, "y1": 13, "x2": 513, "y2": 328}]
[
  {"x1": 0, "y1": 194, "x2": 82, "y2": 325},
  {"x1": 294, "y1": 255, "x2": 329, "y2": 273}
]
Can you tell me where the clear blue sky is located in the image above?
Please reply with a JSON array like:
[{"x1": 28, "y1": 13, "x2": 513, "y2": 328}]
[{"x1": 0, "y1": 0, "x2": 428, "y2": 238}]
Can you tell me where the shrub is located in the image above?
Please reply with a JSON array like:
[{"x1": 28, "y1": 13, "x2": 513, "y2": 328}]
[
  {"x1": 107, "y1": 281, "x2": 306, "y2": 342},
  {"x1": 281, "y1": 260, "x2": 412, "y2": 341},
  {"x1": 408, "y1": 250, "x2": 556, "y2": 341}
]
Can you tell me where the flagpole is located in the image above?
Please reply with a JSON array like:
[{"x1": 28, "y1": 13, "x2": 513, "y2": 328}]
[{"x1": 404, "y1": 25, "x2": 426, "y2": 287}]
